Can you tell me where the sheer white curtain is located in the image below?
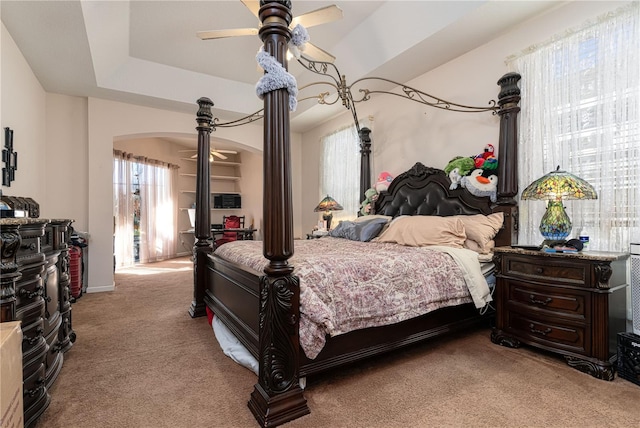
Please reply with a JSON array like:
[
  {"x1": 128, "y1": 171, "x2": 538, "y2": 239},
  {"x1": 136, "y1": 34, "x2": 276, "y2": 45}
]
[
  {"x1": 113, "y1": 151, "x2": 179, "y2": 268},
  {"x1": 510, "y1": 3, "x2": 639, "y2": 251},
  {"x1": 319, "y1": 123, "x2": 361, "y2": 224},
  {"x1": 137, "y1": 158, "x2": 179, "y2": 263},
  {"x1": 113, "y1": 151, "x2": 135, "y2": 268}
]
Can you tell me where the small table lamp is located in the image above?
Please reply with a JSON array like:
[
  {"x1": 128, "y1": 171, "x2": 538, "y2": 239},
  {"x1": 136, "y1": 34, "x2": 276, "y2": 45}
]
[
  {"x1": 314, "y1": 195, "x2": 343, "y2": 230},
  {"x1": 521, "y1": 166, "x2": 597, "y2": 245}
]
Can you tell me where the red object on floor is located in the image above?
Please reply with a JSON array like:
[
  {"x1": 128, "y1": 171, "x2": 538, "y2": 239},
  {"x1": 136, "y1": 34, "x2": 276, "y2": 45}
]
[
  {"x1": 206, "y1": 306, "x2": 214, "y2": 326},
  {"x1": 69, "y1": 246, "x2": 83, "y2": 298}
]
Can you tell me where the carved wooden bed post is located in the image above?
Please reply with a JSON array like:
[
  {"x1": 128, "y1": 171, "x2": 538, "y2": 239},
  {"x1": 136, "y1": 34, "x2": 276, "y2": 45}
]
[
  {"x1": 495, "y1": 72, "x2": 521, "y2": 245},
  {"x1": 247, "y1": 1, "x2": 310, "y2": 426},
  {"x1": 189, "y1": 97, "x2": 214, "y2": 318},
  {"x1": 359, "y1": 127, "x2": 372, "y2": 201}
]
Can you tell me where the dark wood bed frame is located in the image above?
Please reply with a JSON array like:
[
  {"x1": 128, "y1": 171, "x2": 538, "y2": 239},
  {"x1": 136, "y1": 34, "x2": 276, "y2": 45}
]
[{"x1": 188, "y1": 2, "x2": 521, "y2": 426}]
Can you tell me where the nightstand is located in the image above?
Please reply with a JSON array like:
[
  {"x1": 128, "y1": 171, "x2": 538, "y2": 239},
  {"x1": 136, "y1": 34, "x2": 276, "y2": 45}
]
[{"x1": 491, "y1": 247, "x2": 629, "y2": 380}]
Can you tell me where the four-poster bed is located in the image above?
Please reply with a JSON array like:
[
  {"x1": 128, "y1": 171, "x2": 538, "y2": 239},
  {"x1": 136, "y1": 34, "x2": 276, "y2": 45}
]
[{"x1": 188, "y1": 1, "x2": 521, "y2": 426}]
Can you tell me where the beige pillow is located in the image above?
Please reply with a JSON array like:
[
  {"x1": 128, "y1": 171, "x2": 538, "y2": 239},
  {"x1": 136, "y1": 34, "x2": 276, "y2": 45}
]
[
  {"x1": 455, "y1": 213, "x2": 504, "y2": 253},
  {"x1": 464, "y1": 238, "x2": 495, "y2": 254},
  {"x1": 373, "y1": 215, "x2": 466, "y2": 248}
]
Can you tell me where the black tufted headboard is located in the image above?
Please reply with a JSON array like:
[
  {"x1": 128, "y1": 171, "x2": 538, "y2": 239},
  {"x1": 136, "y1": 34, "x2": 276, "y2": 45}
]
[{"x1": 374, "y1": 162, "x2": 514, "y2": 246}]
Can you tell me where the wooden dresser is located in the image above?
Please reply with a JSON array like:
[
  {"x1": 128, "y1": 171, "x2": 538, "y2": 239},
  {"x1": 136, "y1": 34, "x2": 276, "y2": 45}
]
[
  {"x1": 0, "y1": 217, "x2": 76, "y2": 427},
  {"x1": 491, "y1": 247, "x2": 629, "y2": 380}
]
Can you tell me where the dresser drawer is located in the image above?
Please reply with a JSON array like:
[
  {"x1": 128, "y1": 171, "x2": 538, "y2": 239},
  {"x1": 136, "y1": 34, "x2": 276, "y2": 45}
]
[
  {"x1": 503, "y1": 254, "x2": 589, "y2": 286},
  {"x1": 23, "y1": 362, "x2": 46, "y2": 410},
  {"x1": 506, "y1": 312, "x2": 589, "y2": 356},
  {"x1": 506, "y1": 280, "x2": 590, "y2": 322}
]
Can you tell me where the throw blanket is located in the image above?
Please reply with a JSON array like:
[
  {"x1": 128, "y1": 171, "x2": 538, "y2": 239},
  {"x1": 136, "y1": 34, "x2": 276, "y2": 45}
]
[{"x1": 215, "y1": 238, "x2": 492, "y2": 359}]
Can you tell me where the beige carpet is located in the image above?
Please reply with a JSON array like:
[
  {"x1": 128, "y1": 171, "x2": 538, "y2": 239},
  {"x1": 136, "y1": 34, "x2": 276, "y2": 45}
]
[{"x1": 37, "y1": 256, "x2": 640, "y2": 428}]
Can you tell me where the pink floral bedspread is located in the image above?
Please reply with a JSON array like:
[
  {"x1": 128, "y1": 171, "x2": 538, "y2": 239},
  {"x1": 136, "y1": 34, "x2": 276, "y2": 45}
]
[{"x1": 214, "y1": 237, "x2": 474, "y2": 359}]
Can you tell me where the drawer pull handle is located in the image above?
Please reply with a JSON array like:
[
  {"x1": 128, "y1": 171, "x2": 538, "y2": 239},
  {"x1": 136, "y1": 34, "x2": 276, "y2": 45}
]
[
  {"x1": 529, "y1": 323, "x2": 552, "y2": 336},
  {"x1": 535, "y1": 267, "x2": 544, "y2": 274},
  {"x1": 19, "y1": 285, "x2": 44, "y2": 299},
  {"x1": 529, "y1": 295, "x2": 552, "y2": 306},
  {"x1": 26, "y1": 378, "x2": 45, "y2": 397},
  {"x1": 23, "y1": 328, "x2": 44, "y2": 345}
]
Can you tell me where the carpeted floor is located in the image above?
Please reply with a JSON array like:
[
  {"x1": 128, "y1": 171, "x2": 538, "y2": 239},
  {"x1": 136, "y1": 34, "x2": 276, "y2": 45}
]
[{"x1": 36, "y1": 256, "x2": 640, "y2": 428}]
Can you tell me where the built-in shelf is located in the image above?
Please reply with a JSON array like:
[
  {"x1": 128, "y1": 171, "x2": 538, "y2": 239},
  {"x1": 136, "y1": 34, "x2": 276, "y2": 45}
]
[
  {"x1": 179, "y1": 152, "x2": 243, "y2": 236},
  {"x1": 180, "y1": 190, "x2": 242, "y2": 195},
  {"x1": 179, "y1": 207, "x2": 242, "y2": 211},
  {"x1": 179, "y1": 173, "x2": 240, "y2": 181},
  {"x1": 179, "y1": 158, "x2": 241, "y2": 167}
]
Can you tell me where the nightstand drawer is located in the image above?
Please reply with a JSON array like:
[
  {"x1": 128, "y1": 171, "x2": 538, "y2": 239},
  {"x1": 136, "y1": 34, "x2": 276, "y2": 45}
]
[
  {"x1": 503, "y1": 255, "x2": 588, "y2": 286},
  {"x1": 506, "y1": 312, "x2": 588, "y2": 355},
  {"x1": 507, "y1": 281, "x2": 590, "y2": 321}
]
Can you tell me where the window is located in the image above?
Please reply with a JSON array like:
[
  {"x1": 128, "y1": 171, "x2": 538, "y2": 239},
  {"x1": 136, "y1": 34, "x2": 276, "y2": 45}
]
[
  {"x1": 319, "y1": 124, "x2": 361, "y2": 224},
  {"x1": 113, "y1": 150, "x2": 179, "y2": 268},
  {"x1": 511, "y1": 3, "x2": 639, "y2": 251}
]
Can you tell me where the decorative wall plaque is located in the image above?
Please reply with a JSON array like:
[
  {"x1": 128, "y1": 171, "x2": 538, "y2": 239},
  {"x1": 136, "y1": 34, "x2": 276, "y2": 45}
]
[{"x1": 2, "y1": 128, "x2": 17, "y2": 186}]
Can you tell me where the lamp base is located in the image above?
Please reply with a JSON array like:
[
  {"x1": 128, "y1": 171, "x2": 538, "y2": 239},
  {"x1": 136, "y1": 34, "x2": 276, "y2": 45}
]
[
  {"x1": 322, "y1": 212, "x2": 333, "y2": 230},
  {"x1": 539, "y1": 200, "x2": 571, "y2": 241}
]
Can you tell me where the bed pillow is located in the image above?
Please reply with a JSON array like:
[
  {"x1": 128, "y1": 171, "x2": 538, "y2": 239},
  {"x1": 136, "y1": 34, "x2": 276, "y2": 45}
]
[
  {"x1": 329, "y1": 217, "x2": 390, "y2": 242},
  {"x1": 455, "y1": 212, "x2": 503, "y2": 254},
  {"x1": 372, "y1": 215, "x2": 466, "y2": 248},
  {"x1": 464, "y1": 238, "x2": 495, "y2": 254},
  {"x1": 352, "y1": 214, "x2": 392, "y2": 223}
]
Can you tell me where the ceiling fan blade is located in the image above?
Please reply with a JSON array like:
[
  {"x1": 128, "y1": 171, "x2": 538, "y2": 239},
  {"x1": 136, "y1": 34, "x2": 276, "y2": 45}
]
[
  {"x1": 211, "y1": 151, "x2": 228, "y2": 160},
  {"x1": 191, "y1": 154, "x2": 198, "y2": 158},
  {"x1": 301, "y1": 42, "x2": 336, "y2": 63},
  {"x1": 214, "y1": 149, "x2": 238, "y2": 154},
  {"x1": 241, "y1": 0, "x2": 261, "y2": 19},
  {"x1": 197, "y1": 28, "x2": 258, "y2": 40},
  {"x1": 291, "y1": 5, "x2": 343, "y2": 29}
]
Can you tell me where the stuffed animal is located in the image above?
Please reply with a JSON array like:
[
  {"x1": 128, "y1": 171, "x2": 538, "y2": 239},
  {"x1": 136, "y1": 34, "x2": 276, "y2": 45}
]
[
  {"x1": 474, "y1": 144, "x2": 495, "y2": 168},
  {"x1": 375, "y1": 171, "x2": 393, "y2": 192},
  {"x1": 444, "y1": 156, "x2": 475, "y2": 190},
  {"x1": 481, "y1": 155, "x2": 498, "y2": 171},
  {"x1": 359, "y1": 187, "x2": 379, "y2": 216},
  {"x1": 461, "y1": 168, "x2": 498, "y2": 202}
]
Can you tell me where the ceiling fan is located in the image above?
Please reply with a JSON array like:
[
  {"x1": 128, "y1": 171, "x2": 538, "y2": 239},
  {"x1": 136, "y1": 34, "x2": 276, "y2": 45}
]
[
  {"x1": 197, "y1": 0, "x2": 342, "y2": 63},
  {"x1": 190, "y1": 149, "x2": 238, "y2": 162}
]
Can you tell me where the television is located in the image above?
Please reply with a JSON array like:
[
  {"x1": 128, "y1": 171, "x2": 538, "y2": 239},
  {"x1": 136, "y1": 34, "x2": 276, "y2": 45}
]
[{"x1": 213, "y1": 194, "x2": 241, "y2": 209}]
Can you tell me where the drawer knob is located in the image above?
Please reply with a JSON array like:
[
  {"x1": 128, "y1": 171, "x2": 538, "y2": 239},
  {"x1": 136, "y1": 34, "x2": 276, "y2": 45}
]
[
  {"x1": 21, "y1": 242, "x2": 37, "y2": 251},
  {"x1": 535, "y1": 267, "x2": 544, "y2": 274},
  {"x1": 529, "y1": 295, "x2": 552, "y2": 306},
  {"x1": 529, "y1": 323, "x2": 552, "y2": 336}
]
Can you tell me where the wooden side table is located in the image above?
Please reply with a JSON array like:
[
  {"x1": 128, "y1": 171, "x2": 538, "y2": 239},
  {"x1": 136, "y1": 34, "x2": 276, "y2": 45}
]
[{"x1": 491, "y1": 247, "x2": 629, "y2": 380}]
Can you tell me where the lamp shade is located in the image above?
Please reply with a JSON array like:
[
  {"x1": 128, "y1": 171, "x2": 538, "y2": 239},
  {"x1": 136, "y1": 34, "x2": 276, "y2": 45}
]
[
  {"x1": 521, "y1": 166, "x2": 597, "y2": 242},
  {"x1": 314, "y1": 195, "x2": 344, "y2": 212},
  {"x1": 521, "y1": 166, "x2": 597, "y2": 201}
]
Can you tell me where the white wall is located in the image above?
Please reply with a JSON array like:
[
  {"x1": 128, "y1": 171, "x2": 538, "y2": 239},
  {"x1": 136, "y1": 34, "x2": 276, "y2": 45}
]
[
  {"x1": 44, "y1": 94, "x2": 89, "y2": 229},
  {"x1": 1, "y1": 23, "x2": 47, "y2": 200},
  {"x1": 299, "y1": 0, "x2": 629, "y2": 234}
]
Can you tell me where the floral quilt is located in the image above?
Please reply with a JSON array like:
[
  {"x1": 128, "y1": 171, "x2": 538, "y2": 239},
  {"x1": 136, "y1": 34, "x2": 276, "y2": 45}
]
[{"x1": 214, "y1": 237, "x2": 484, "y2": 359}]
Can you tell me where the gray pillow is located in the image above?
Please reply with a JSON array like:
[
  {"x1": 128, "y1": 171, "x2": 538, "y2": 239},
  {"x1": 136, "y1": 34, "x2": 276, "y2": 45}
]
[{"x1": 329, "y1": 217, "x2": 389, "y2": 242}]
